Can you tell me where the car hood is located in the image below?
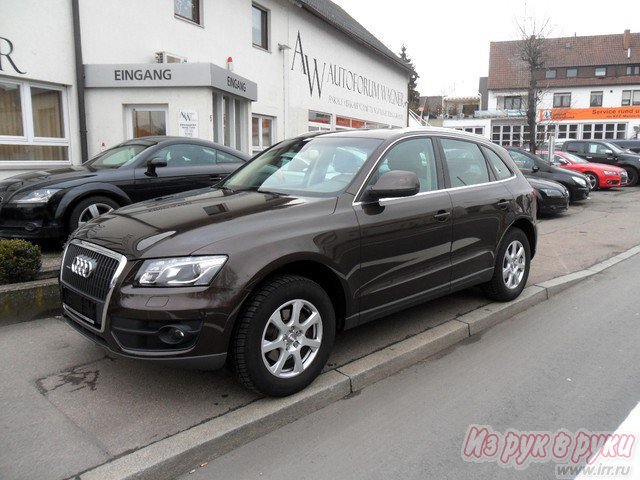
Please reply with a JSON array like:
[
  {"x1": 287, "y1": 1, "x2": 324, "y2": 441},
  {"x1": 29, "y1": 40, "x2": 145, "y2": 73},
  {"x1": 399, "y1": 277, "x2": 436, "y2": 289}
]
[
  {"x1": 0, "y1": 166, "x2": 100, "y2": 195},
  {"x1": 71, "y1": 188, "x2": 339, "y2": 258},
  {"x1": 526, "y1": 176, "x2": 566, "y2": 191},
  {"x1": 571, "y1": 162, "x2": 624, "y2": 173}
]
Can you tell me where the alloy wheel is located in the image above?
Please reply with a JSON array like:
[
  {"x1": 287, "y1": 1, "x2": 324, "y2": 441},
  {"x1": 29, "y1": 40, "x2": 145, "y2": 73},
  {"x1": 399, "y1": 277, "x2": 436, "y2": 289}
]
[
  {"x1": 502, "y1": 240, "x2": 526, "y2": 290},
  {"x1": 77, "y1": 203, "x2": 114, "y2": 227},
  {"x1": 261, "y1": 299, "x2": 323, "y2": 379}
]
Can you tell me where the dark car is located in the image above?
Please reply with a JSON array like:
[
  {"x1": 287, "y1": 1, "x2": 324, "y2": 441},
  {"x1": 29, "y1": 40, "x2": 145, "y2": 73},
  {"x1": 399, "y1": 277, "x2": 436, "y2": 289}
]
[
  {"x1": 609, "y1": 139, "x2": 640, "y2": 154},
  {"x1": 527, "y1": 177, "x2": 569, "y2": 216},
  {"x1": 60, "y1": 128, "x2": 537, "y2": 396},
  {"x1": 560, "y1": 140, "x2": 640, "y2": 186},
  {"x1": 0, "y1": 137, "x2": 249, "y2": 240},
  {"x1": 506, "y1": 147, "x2": 590, "y2": 201}
]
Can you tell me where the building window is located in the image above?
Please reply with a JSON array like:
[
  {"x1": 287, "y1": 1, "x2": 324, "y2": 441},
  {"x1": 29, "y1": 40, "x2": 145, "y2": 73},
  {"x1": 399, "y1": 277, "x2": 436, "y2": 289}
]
[
  {"x1": 582, "y1": 123, "x2": 626, "y2": 140},
  {"x1": 252, "y1": 4, "x2": 268, "y2": 50},
  {"x1": 557, "y1": 124, "x2": 578, "y2": 140},
  {"x1": 626, "y1": 65, "x2": 640, "y2": 76},
  {"x1": 503, "y1": 96, "x2": 522, "y2": 110},
  {"x1": 553, "y1": 93, "x2": 571, "y2": 108},
  {"x1": 590, "y1": 91, "x2": 603, "y2": 107},
  {"x1": 545, "y1": 69, "x2": 556, "y2": 79},
  {"x1": 127, "y1": 105, "x2": 167, "y2": 138},
  {"x1": 566, "y1": 68, "x2": 578, "y2": 78},
  {"x1": 594, "y1": 67, "x2": 606, "y2": 77},
  {"x1": 308, "y1": 110, "x2": 332, "y2": 131},
  {"x1": 634, "y1": 90, "x2": 640, "y2": 106},
  {"x1": 457, "y1": 127, "x2": 484, "y2": 135},
  {"x1": 251, "y1": 114, "x2": 274, "y2": 153},
  {"x1": 0, "y1": 79, "x2": 69, "y2": 162},
  {"x1": 622, "y1": 90, "x2": 640, "y2": 106},
  {"x1": 174, "y1": 0, "x2": 201, "y2": 24},
  {"x1": 491, "y1": 124, "x2": 528, "y2": 147}
]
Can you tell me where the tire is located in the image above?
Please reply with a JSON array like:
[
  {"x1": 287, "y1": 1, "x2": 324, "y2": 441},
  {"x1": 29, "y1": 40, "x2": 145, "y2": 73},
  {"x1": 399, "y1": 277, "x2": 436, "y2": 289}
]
[
  {"x1": 624, "y1": 167, "x2": 638, "y2": 187},
  {"x1": 67, "y1": 196, "x2": 119, "y2": 234},
  {"x1": 584, "y1": 172, "x2": 599, "y2": 191},
  {"x1": 230, "y1": 274, "x2": 336, "y2": 397},
  {"x1": 482, "y1": 228, "x2": 531, "y2": 302}
]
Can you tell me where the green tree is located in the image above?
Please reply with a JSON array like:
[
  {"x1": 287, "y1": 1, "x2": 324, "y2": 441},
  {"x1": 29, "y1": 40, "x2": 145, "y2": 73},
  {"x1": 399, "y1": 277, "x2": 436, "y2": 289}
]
[{"x1": 400, "y1": 45, "x2": 420, "y2": 114}]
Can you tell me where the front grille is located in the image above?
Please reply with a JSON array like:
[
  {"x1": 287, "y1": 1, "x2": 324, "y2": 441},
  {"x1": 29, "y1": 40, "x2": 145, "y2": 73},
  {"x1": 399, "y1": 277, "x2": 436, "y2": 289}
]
[{"x1": 61, "y1": 243, "x2": 120, "y2": 301}]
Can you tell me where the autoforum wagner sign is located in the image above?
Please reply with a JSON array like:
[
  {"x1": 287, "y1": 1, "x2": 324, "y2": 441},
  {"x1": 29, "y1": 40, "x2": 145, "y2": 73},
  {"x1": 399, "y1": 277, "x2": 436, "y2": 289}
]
[
  {"x1": 290, "y1": 31, "x2": 406, "y2": 121},
  {"x1": 83, "y1": 63, "x2": 258, "y2": 101}
]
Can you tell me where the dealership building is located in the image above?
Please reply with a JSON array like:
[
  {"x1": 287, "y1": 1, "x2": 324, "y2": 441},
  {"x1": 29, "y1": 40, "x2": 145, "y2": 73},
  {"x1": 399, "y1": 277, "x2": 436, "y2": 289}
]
[
  {"x1": 444, "y1": 30, "x2": 640, "y2": 146},
  {"x1": 0, "y1": 0, "x2": 412, "y2": 179}
]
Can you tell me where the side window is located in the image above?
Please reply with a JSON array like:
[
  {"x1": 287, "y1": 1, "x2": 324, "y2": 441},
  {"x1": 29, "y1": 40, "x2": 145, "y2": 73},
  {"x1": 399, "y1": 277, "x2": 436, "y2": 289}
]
[
  {"x1": 588, "y1": 143, "x2": 608, "y2": 154},
  {"x1": 153, "y1": 144, "x2": 216, "y2": 166},
  {"x1": 482, "y1": 146, "x2": 513, "y2": 180},
  {"x1": 375, "y1": 138, "x2": 439, "y2": 192},
  {"x1": 217, "y1": 150, "x2": 243, "y2": 164},
  {"x1": 441, "y1": 139, "x2": 490, "y2": 187}
]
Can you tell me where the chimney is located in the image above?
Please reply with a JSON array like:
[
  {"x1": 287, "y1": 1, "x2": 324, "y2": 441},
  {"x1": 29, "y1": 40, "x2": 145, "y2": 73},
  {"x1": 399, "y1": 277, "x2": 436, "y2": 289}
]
[{"x1": 623, "y1": 29, "x2": 631, "y2": 50}]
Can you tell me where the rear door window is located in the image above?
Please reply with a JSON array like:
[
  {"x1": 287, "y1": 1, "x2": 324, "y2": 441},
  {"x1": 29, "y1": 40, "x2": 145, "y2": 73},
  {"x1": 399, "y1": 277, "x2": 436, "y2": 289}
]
[
  {"x1": 482, "y1": 147, "x2": 513, "y2": 180},
  {"x1": 441, "y1": 139, "x2": 490, "y2": 187}
]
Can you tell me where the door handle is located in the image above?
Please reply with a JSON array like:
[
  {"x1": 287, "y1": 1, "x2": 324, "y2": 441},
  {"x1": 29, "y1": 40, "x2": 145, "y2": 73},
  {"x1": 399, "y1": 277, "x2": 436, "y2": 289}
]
[
  {"x1": 497, "y1": 199, "x2": 510, "y2": 210},
  {"x1": 433, "y1": 210, "x2": 451, "y2": 222},
  {"x1": 585, "y1": 156, "x2": 593, "y2": 160}
]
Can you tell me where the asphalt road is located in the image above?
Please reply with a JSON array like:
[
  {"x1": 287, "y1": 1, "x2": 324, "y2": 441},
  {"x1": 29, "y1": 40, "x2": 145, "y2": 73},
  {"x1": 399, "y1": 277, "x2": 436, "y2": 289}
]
[{"x1": 181, "y1": 250, "x2": 640, "y2": 480}]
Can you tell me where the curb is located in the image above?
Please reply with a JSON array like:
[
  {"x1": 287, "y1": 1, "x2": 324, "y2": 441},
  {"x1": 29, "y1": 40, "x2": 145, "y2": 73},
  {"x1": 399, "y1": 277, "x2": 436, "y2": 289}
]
[
  {"x1": 65, "y1": 244, "x2": 640, "y2": 480},
  {"x1": 0, "y1": 277, "x2": 61, "y2": 327}
]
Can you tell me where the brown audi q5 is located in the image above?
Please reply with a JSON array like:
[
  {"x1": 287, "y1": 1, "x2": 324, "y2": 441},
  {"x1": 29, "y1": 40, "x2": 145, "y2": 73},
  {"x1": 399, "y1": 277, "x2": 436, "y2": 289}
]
[{"x1": 61, "y1": 128, "x2": 537, "y2": 396}]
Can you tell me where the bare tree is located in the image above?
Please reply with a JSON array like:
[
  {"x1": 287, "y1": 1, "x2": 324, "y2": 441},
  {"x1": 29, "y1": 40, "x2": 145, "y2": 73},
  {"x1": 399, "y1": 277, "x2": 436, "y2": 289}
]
[{"x1": 515, "y1": 17, "x2": 552, "y2": 154}]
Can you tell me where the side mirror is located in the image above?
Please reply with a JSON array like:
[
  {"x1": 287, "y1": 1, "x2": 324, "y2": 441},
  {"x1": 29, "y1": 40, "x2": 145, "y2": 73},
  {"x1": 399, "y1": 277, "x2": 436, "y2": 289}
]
[
  {"x1": 531, "y1": 165, "x2": 540, "y2": 173},
  {"x1": 367, "y1": 170, "x2": 419, "y2": 201},
  {"x1": 146, "y1": 157, "x2": 167, "y2": 176},
  {"x1": 604, "y1": 149, "x2": 614, "y2": 156}
]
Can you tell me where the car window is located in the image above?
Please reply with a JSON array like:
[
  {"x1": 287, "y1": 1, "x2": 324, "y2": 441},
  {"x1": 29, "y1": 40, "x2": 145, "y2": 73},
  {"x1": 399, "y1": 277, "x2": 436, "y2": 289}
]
[
  {"x1": 87, "y1": 144, "x2": 150, "y2": 169},
  {"x1": 508, "y1": 150, "x2": 535, "y2": 170},
  {"x1": 565, "y1": 142, "x2": 583, "y2": 153},
  {"x1": 217, "y1": 150, "x2": 243, "y2": 164},
  {"x1": 482, "y1": 147, "x2": 513, "y2": 180},
  {"x1": 374, "y1": 138, "x2": 439, "y2": 192},
  {"x1": 588, "y1": 143, "x2": 609, "y2": 155},
  {"x1": 153, "y1": 144, "x2": 216, "y2": 166},
  {"x1": 442, "y1": 139, "x2": 491, "y2": 187}
]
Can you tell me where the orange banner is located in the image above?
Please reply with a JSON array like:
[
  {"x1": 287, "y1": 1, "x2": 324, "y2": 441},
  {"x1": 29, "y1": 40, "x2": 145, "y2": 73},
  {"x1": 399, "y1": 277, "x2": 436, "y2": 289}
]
[{"x1": 539, "y1": 107, "x2": 640, "y2": 121}]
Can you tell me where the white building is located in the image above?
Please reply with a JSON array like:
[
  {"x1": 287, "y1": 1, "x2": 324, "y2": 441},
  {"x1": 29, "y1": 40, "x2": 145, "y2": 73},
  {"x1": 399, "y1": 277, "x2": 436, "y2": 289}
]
[
  {"x1": 444, "y1": 31, "x2": 640, "y2": 147},
  {"x1": 0, "y1": 0, "x2": 412, "y2": 179}
]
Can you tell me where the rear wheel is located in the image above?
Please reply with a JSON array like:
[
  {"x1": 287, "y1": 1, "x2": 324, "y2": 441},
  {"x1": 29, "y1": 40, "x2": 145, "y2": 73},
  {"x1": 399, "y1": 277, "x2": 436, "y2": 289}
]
[
  {"x1": 230, "y1": 274, "x2": 335, "y2": 396},
  {"x1": 68, "y1": 196, "x2": 119, "y2": 234},
  {"x1": 483, "y1": 228, "x2": 531, "y2": 302},
  {"x1": 624, "y1": 167, "x2": 638, "y2": 187},
  {"x1": 584, "y1": 172, "x2": 599, "y2": 191}
]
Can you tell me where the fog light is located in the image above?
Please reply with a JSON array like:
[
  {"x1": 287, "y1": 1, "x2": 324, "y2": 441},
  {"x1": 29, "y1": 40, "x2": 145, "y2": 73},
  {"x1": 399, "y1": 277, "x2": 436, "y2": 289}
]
[{"x1": 158, "y1": 325, "x2": 191, "y2": 345}]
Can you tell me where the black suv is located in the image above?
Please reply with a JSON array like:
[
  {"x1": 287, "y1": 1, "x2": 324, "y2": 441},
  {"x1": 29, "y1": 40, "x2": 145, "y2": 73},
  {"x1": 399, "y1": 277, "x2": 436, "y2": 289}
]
[
  {"x1": 561, "y1": 140, "x2": 640, "y2": 186},
  {"x1": 60, "y1": 128, "x2": 537, "y2": 396}
]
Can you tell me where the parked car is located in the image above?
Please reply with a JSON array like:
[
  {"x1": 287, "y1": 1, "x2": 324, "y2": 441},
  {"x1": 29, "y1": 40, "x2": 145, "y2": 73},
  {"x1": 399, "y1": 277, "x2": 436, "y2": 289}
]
[
  {"x1": 544, "y1": 150, "x2": 628, "y2": 190},
  {"x1": 527, "y1": 177, "x2": 569, "y2": 216},
  {"x1": 609, "y1": 139, "x2": 640, "y2": 154},
  {"x1": 0, "y1": 137, "x2": 249, "y2": 240},
  {"x1": 506, "y1": 147, "x2": 591, "y2": 201},
  {"x1": 60, "y1": 128, "x2": 537, "y2": 396},
  {"x1": 560, "y1": 140, "x2": 640, "y2": 186}
]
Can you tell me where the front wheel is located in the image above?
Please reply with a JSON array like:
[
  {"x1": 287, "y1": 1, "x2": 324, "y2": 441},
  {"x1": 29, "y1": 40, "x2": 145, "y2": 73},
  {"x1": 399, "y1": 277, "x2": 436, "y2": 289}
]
[
  {"x1": 624, "y1": 167, "x2": 638, "y2": 187},
  {"x1": 482, "y1": 228, "x2": 531, "y2": 302},
  {"x1": 68, "y1": 196, "x2": 119, "y2": 234},
  {"x1": 230, "y1": 274, "x2": 336, "y2": 396},
  {"x1": 584, "y1": 172, "x2": 599, "y2": 191}
]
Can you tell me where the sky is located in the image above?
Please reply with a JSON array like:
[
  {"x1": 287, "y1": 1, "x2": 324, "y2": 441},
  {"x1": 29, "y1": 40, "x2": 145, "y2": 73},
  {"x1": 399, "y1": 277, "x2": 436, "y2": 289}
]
[{"x1": 331, "y1": 0, "x2": 636, "y2": 97}]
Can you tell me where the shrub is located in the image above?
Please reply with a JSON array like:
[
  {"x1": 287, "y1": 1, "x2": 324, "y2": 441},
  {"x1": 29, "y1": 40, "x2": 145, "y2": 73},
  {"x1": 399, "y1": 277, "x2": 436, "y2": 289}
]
[{"x1": 0, "y1": 239, "x2": 42, "y2": 284}]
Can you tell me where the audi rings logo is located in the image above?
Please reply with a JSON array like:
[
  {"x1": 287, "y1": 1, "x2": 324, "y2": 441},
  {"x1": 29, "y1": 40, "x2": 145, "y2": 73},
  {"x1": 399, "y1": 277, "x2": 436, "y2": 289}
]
[{"x1": 71, "y1": 255, "x2": 97, "y2": 278}]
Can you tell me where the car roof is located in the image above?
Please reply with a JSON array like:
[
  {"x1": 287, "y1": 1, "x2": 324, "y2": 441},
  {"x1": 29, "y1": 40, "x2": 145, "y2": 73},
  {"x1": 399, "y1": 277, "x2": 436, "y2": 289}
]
[
  {"x1": 119, "y1": 136, "x2": 250, "y2": 160},
  {"x1": 297, "y1": 126, "x2": 492, "y2": 143}
]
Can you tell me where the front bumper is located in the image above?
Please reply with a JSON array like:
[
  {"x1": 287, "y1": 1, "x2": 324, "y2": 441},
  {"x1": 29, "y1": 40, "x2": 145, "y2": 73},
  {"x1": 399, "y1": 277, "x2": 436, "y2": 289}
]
[
  {"x1": 568, "y1": 185, "x2": 590, "y2": 202},
  {"x1": 0, "y1": 202, "x2": 64, "y2": 239},
  {"x1": 538, "y1": 195, "x2": 569, "y2": 215}
]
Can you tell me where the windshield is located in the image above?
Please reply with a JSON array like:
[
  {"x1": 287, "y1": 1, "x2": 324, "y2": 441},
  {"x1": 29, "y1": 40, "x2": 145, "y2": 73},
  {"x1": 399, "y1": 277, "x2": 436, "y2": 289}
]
[
  {"x1": 222, "y1": 136, "x2": 382, "y2": 196},
  {"x1": 86, "y1": 144, "x2": 151, "y2": 169},
  {"x1": 560, "y1": 152, "x2": 588, "y2": 164}
]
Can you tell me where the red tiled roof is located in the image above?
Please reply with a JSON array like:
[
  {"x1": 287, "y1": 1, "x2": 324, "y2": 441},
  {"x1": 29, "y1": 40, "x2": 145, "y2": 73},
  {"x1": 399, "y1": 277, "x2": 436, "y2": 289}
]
[{"x1": 488, "y1": 32, "x2": 640, "y2": 90}]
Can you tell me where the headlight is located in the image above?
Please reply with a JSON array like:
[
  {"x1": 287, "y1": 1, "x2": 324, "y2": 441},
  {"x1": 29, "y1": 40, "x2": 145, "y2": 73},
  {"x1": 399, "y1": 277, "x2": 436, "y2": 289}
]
[
  {"x1": 540, "y1": 188, "x2": 564, "y2": 197},
  {"x1": 603, "y1": 170, "x2": 618, "y2": 176},
  {"x1": 571, "y1": 176, "x2": 587, "y2": 187},
  {"x1": 13, "y1": 188, "x2": 61, "y2": 203},
  {"x1": 135, "y1": 256, "x2": 227, "y2": 287}
]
